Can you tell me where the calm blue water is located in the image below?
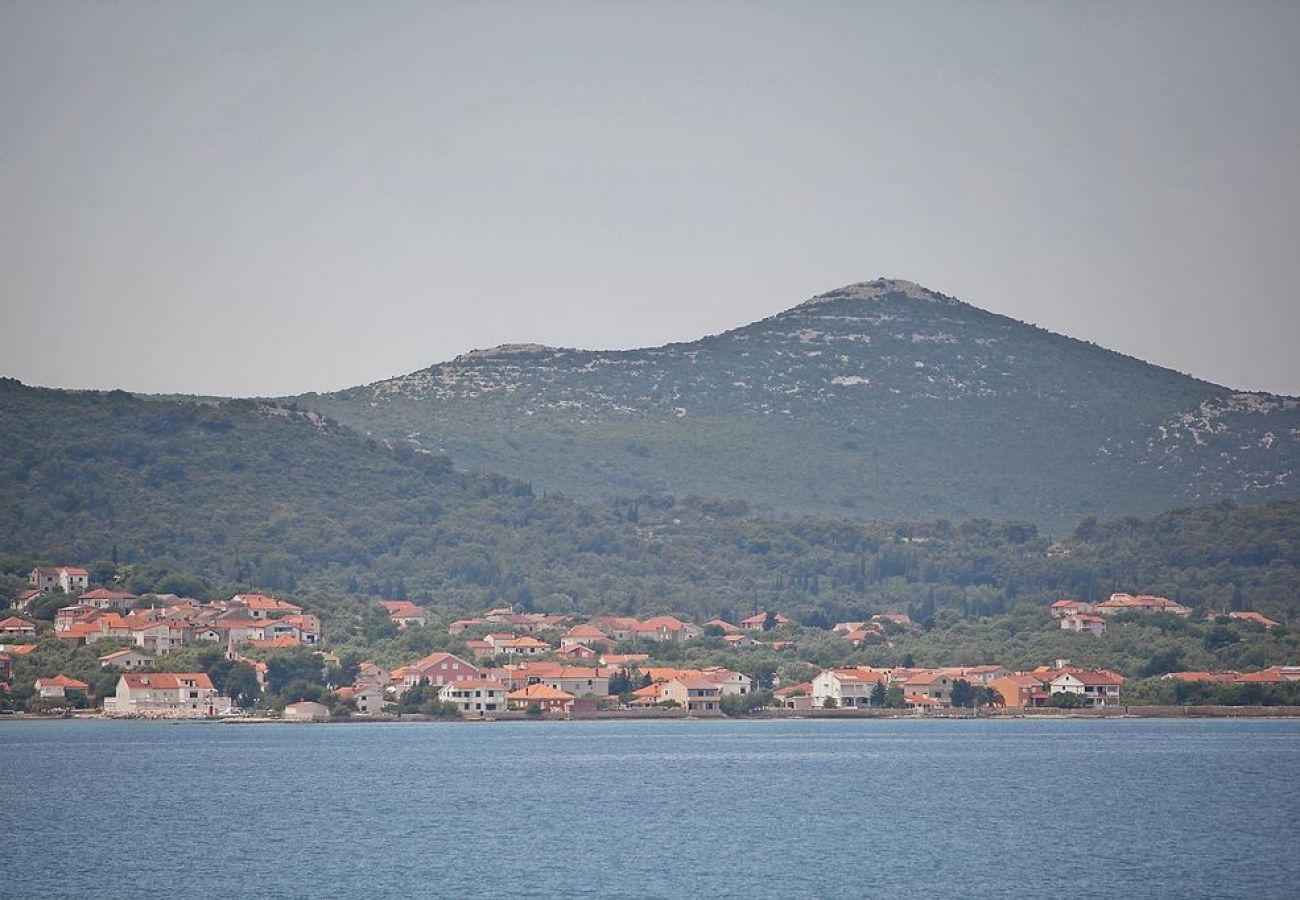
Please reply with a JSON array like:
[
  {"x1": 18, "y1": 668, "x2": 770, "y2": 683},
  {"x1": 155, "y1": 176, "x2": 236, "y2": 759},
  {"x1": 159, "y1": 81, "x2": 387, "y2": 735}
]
[{"x1": 1, "y1": 718, "x2": 1297, "y2": 898}]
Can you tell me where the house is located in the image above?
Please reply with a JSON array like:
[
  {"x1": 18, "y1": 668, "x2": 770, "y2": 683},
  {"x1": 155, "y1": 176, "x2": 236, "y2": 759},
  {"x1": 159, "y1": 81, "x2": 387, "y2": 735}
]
[
  {"x1": 635, "y1": 615, "x2": 692, "y2": 643},
  {"x1": 406, "y1": 652, "x2": 480, "y2": 688},
  {"x1": 704, "y1": 619, "x2": 740, "y2": 634},
  {"x1": 0, "y1": 616, "x2": 37, "y2": 638},
  {"x1": 1235, "y1": 666, "x2": 1300, "y2": 684},
  {"x1": 1226, "y1": 611, "x2": 1281, "y2": 629},
  {"x1": 1096, "y1": 593, "x2": 1191, "y2": 617},
  {"x1": 701, "y1": 668, "x2": 754, "y2": 697},
  {"x1": 99, "y1": 648, "x2": 154, "y2": 670},
  {"x1": 902, "y1": 671, "x2": 954, "y2": 705},
  {"x1": 1162, "y1": 671, "x2": 1240, "y2": 683},
  {"x1": 904, "y1": 693, "x2": 945, "y2": 710},
  {"x1": 1049, "y1": 599, "x2": 1096, "y2": 618},
  {"x1": 1048, "y1": 669, "x2": 1125, "y2": 706},
  {"x1": 740, "y1": 612, "x2": 790, "y2": 631},
  {"x1": 104, "y1": 673, "x2": 232, "y2": 716},
  {"x1": 76, "y1": 588, "x2": 137, "y2": 611},
  {"x1": 29, "y1": 566, "x2": 90, "y2": 594},
  {"x1": 464, "y1": 639, "x2": 495, "y2": 660},
  {"x1": 541, "y1": 667, "x2": 611, "y2": 699},
  {"x1": 10, "y1": 589, "x2": 40, "y2": 612},
  {"x1": 1061, "y1": 614, "x2": 1106, "y2": 636},
  {"x1": 871, "y1": 614, "x2": 911, "y2": 627},
  {"x1": 283, "y1": 700, "x2": 330, "y2": 722},
  {"x1": 355, "y1": 662, "x2": 390, "y2": 686},
  {"x1": 55, "y1": 604, "x2": 98, "y2": 632},
  {"x1": 774, "y1": 682, "x2": 813, "y2": 711},
  {"x1": 557, "y1": 643, "x2": 597, "y2": 661},
  {"x1": 380, "y1": 600, "x2": 429, "y2": 629},
  {"x1": 507, "y1": 683, "x2": 576, "y2": 713},
  {"x1": 229, "y1": 594, "x2": 303, "y2": 620},
  {"x1": 500, "y1": 636, "x2": 552, "y2": 656},
  {"x1": 660, "y1": 677, "x2": 723, "y2": 714},
  {"x1": 447, "y1": 618, "x2": 485, "y2": 635},
  {"x1": 588, "y1": 616, "x2": 642, "y2": 642},
  {"x1": 351, "y1": 684, "x2": 387, "y2": 715},
  {"x1": 562, "y1": 624, "x2": 611, "y2": 648},
  {"x1": 600, "y1": 653, "x2": 650, "y2": 667},
  {"x1": 0, "y1": 652, "x2": 10, "y2": 682},
  {"x1": 989, "y1": 674, "x2": 1049, "y2": 708},
  {"x1": 35, "y1": 675, "x2": 89, "y2": 700},
  {"x1": 957, "y1": 664, "x2": 1011, "y2": 684},
  {"x1": 439, "y1": 678, "x2": 508, "y2": 716},
  {"x1": 812, "y1": 668, "x2": 888, "y2": 708}
]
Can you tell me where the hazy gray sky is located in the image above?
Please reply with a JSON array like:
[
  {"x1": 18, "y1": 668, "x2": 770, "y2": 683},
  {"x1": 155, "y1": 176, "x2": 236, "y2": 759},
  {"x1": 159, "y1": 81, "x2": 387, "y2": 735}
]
[{"x1": 2, "y1": 1, "x2": 1298, "y2": 397}]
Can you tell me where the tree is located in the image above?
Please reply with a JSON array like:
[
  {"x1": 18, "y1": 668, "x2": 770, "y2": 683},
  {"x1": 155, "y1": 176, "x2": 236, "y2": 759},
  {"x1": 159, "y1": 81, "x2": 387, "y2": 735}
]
[
  {"x1": 1048, "y1": 691, "x2": 1089, "y2": 709},
  {"x1": 762, "y1": 611, "x2": 778, "y2": 632},
  {"x1": 870, "y1": 681, "x2": 887, "y2": 707},
  {"x1": 884, "y1": 686, "x2": 905, "y2": 709},
  {"x1": 821, "y1": 696, "x2": 838, "y2": 709},
  {"x1": 949, "y1": 678, "x2": 977, "y2": 708}
]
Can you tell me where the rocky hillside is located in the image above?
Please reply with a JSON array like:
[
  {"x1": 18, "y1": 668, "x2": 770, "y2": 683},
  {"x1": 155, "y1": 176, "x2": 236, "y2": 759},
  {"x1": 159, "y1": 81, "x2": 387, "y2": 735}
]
[{"x1": 298, "y1": 279, "x2": 1299, "y2": 530}]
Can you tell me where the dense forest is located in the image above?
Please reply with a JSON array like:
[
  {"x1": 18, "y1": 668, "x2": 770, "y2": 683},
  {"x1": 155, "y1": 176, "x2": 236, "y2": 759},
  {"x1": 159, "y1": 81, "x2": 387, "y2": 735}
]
[{"x1": 3, "y1": 379, "x2": 1299, "y2": 632}]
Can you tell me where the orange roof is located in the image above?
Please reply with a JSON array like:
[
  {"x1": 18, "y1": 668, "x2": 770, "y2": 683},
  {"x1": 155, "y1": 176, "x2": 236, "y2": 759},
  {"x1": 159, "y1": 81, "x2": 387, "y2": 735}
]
[
  {"x1": 1164, "y1": 671, "x2": 1239, "y2": 683},
  {"x1": 0, "y1": 616, "x2": 36, "y2": 629},
  {"x1": 904, "y1": 671, "x2": 950, "y2": 686},
  {"x1": 249, "y1": 636, "x2": 302, "y2": 649},
  {"x1": 507, "y1": 683, "x2": 575, "y2": 701},
  {"x1": 235, "y1": 594, "x2": 302, "y2": 612},
  {"x1": 904, "y1": 693, "x2": 944, "y2": 706},
  {"x1": 36, "y1": 675, "x2": 89, "y2": 689},
  {"x1": 509, "y1": 636, "x2": 551, "y2": 648},
  {"x1": 442, "y1": 678, "x2": 507, "y2": 692},
  {"x1": 567, "y1": 624, "x2": 608, "y2": 638},
  {"x1": 411, "y1": 652, "x2": 477, "y2": 673},
  {"x1": 78, "y1": 588, "x2": 138, "y2": 601},
  {"x1": 381, "y1": 600, "x2": 425, "y2": 618},
  {"x1": 121, "y1": 672, "x2": 215, "y2": 690},
  {"x1": 1227, "y1": 611, "x2": 1281, "y2": 627},
  {"x1": 99, "y1": 648, "x2": 151, "y2": 660},
  {"x1": 602, "y1": 654, "x2": 650, "y2": 665}
]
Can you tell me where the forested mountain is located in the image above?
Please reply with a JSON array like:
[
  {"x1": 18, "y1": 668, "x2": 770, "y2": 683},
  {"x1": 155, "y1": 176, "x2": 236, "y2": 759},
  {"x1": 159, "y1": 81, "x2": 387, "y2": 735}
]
[
  {"x1": 298, "y1": 279, "x2": 1300, "y2": 529},
  {"x1": 2, "y1": 377, "x2": 1298, "y2": 626}
]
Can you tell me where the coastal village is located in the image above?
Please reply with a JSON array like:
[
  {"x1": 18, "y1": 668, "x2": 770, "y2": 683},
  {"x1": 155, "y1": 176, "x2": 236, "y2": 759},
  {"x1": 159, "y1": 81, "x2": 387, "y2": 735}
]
[{"x1": 3, "y1": 564, "x2": 1297, "y2": 721}]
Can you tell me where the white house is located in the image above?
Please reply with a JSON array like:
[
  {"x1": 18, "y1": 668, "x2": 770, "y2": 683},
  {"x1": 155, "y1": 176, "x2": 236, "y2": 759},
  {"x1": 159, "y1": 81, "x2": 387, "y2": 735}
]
[
  {"x1": 99, "y1": 648, "x2": 155, "y2": 670},
  {"x1": 1048, "y1": 670, "x2": 1125, "y2": 706},
  {"x1": 283, "y1": 701, "x2": 330, "y2": 722},
  {"x1": 439, "y1": 678, "x2": 508, "y2": 716},
  {"x1": 1061, "y1": 614, "x2": 1106, "y2": 636},
  {"x1": 812, "y1": 668, "x2": 888, "y2": 708},
  {"x1": 104, "y1": 672, "x2": 232, "y2": 716}
]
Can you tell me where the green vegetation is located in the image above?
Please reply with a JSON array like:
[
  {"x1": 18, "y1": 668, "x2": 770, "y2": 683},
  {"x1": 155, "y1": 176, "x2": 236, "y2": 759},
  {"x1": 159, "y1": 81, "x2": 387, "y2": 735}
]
[{"x1": 298, "y1": 283, "x2": 1300, "y2": 529}]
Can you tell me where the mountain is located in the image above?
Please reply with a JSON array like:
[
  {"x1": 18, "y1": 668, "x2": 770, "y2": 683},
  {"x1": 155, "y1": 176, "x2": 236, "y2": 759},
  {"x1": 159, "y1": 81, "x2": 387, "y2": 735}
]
[{"x1": 297, "y1": 279, "x2": 1300, "y2": 530}]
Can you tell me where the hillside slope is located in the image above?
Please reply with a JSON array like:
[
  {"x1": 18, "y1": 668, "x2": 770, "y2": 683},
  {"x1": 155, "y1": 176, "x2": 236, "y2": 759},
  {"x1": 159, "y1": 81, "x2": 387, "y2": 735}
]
[
  {"x1": 298, "y1": 280, "x2": 1299, "y2": 529},
  {"x1": 3, "y1": 378, "x2": 1299, "y2": 624}
]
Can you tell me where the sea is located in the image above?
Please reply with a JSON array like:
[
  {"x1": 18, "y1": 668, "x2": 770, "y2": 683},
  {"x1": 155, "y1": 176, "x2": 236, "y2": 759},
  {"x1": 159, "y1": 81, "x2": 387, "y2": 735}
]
[{"x1": 1, "y1": 717, "x2": 1297, "y2": 899}]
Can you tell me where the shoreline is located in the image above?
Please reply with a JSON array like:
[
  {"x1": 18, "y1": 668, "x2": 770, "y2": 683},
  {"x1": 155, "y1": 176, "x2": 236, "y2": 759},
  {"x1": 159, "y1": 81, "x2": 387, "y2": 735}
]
[{"x1": 4, "y1": 705, "x2": 1299, "y2": 724}]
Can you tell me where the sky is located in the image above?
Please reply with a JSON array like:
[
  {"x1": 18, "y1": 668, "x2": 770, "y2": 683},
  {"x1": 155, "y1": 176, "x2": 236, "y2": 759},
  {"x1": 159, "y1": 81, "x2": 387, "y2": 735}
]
[{"x1": 2, "y1": 1, "x2": 1299, "y2": 397}]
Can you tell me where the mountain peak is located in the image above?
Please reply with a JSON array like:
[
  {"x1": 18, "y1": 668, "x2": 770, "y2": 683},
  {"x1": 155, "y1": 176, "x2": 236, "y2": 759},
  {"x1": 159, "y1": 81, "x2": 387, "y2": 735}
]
[
  {"x1": 800, "y1": 278, "x2": 961, "y2": 308},
  {"x1": 452, "y1": 343, "x2": 559, "y2": 363}
]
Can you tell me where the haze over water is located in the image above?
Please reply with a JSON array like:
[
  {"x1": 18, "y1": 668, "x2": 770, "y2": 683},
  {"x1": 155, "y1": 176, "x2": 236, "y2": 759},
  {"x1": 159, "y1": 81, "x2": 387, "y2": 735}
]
[{"x1": 3, "y1": 717, "x2": 1298, "y2": 898}]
